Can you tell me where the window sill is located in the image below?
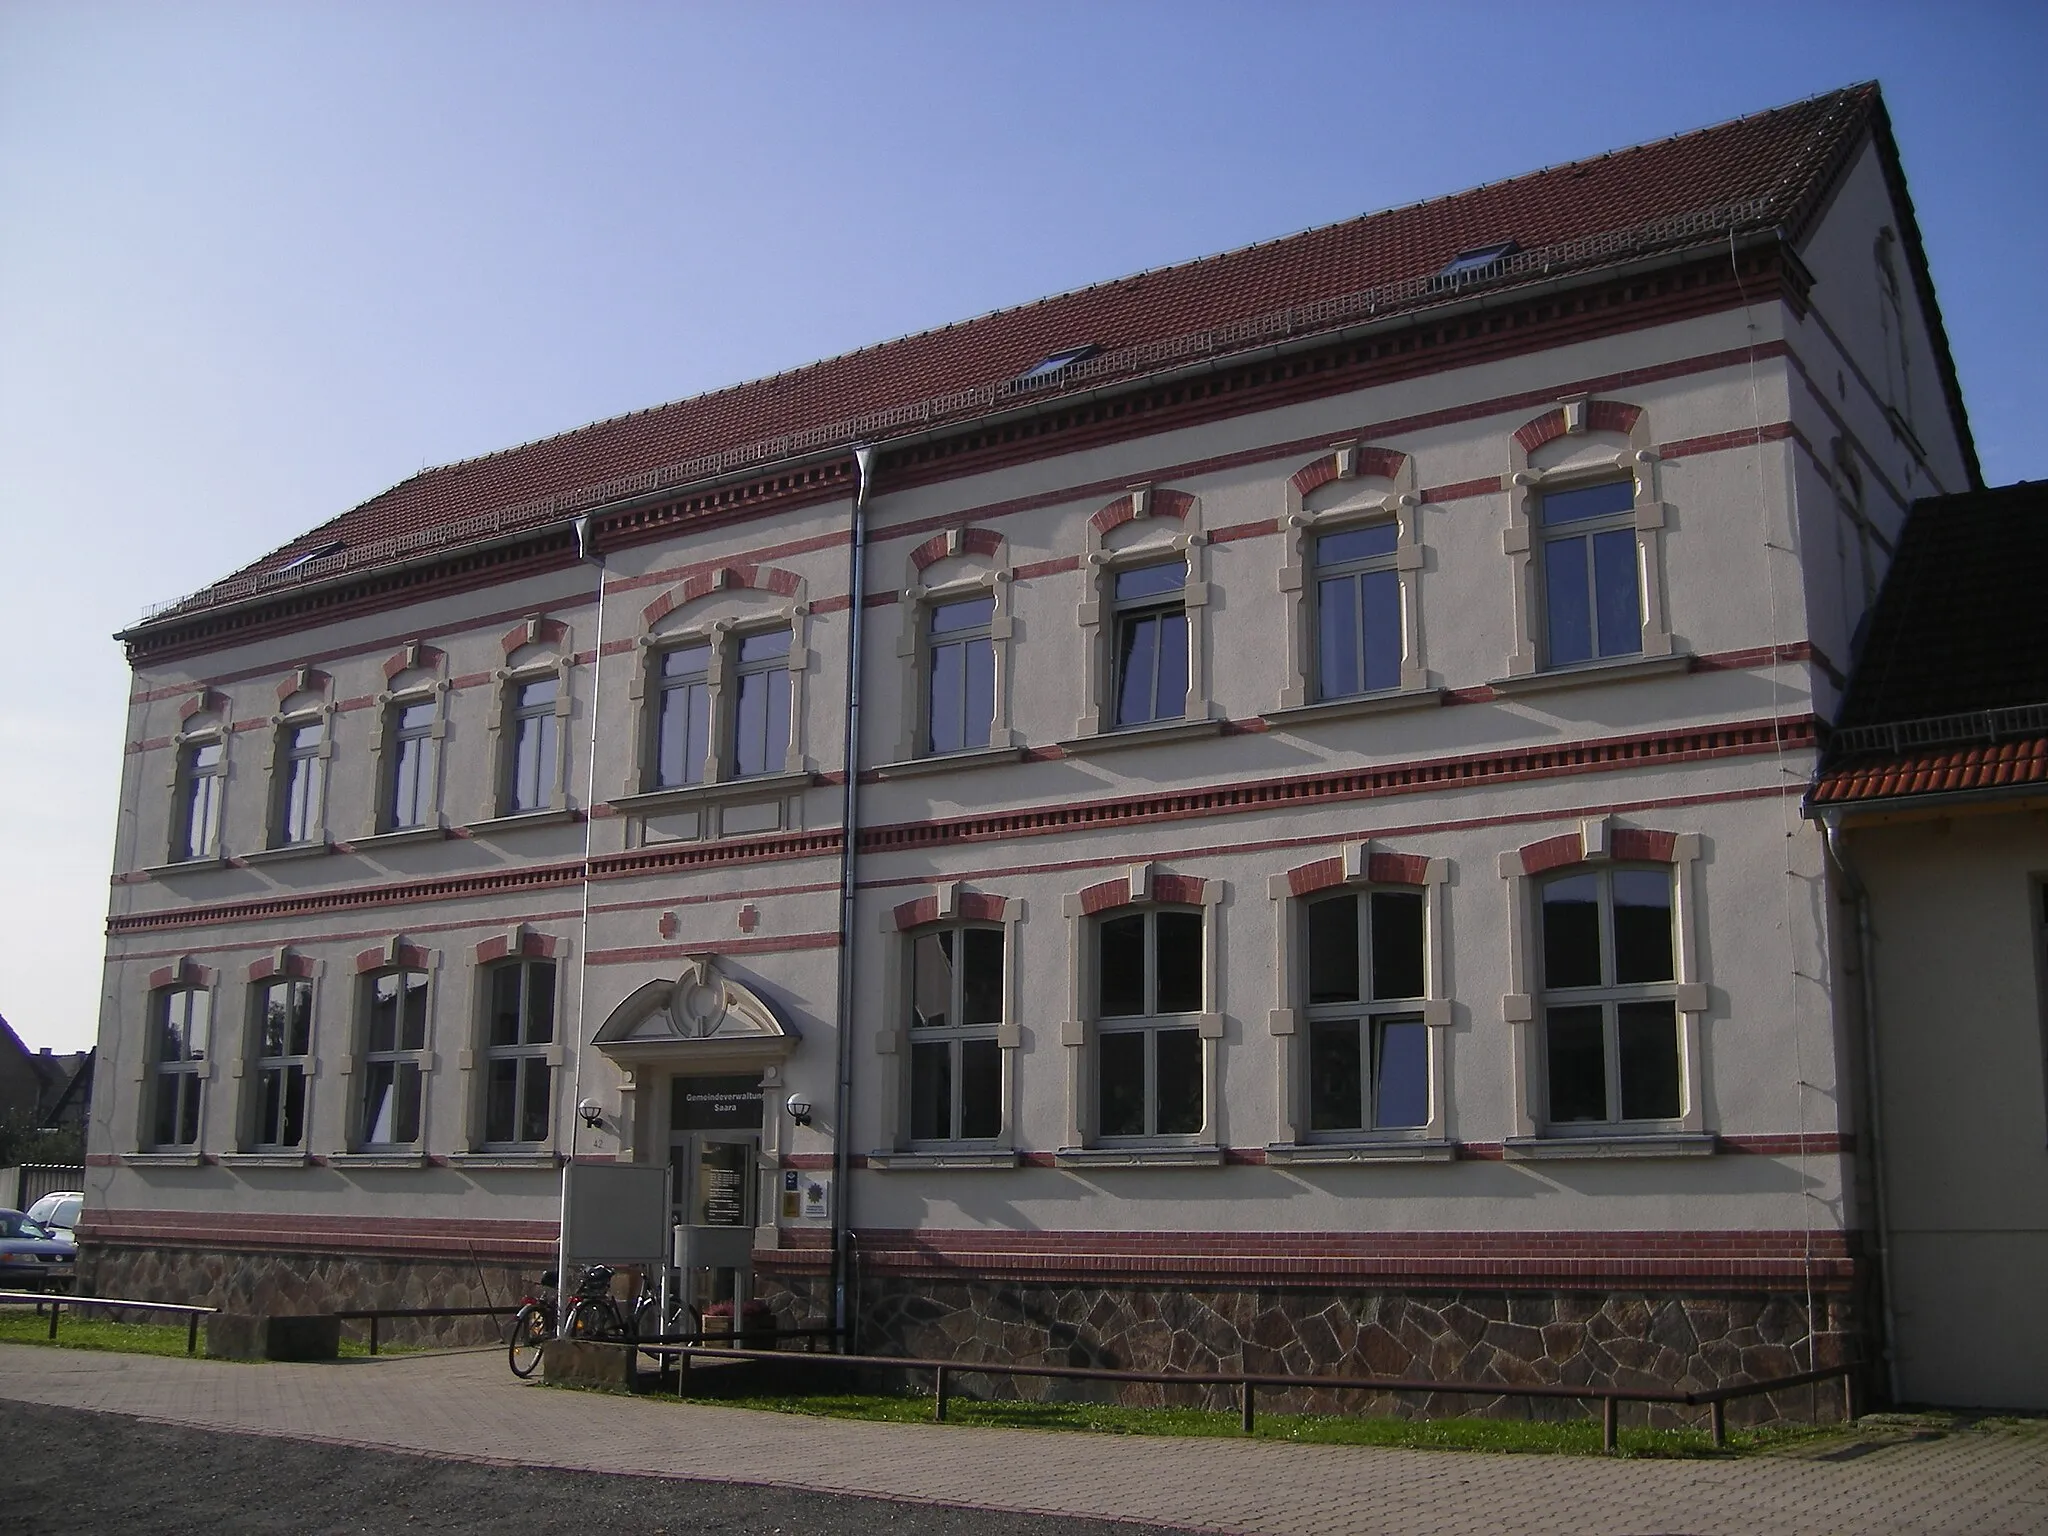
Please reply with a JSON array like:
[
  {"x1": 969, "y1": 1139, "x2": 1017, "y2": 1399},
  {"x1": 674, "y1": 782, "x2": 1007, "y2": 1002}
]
[
  {"x1": 462, "y1": 808, "x2": 580, "y2": 837},
  {"x1": 1503, "y1": 1132, "x2": 1715, "y2": 1160},
  {"x1": 340, "y1": 824, "x2": 449, "y2": 852},
  {"x1": 1054, "y1": 1145, "x2": 1223, "y2": 1168},
  {"x1": 1488, "y1": 652, "x2": 1693, "y2": 697},
  {"x1": 446, "y1": 1151, "x2": 563, "y2": 1169},
  {"x1": 1261, "y1": 688, "x2": 1447, "y2": 729},
  {"x1": 217, "y1": 1151, "x2": 312, "y2": 1168},
  {"x1": 867, "y1": 1149, "x2": 1019, "y2": 1171},
  {"x1": 327, "y1": 1151, "x2": 430, "y2": 1169},
  {"x1": 872, "y1": 744, "x2": 1026, "y2": 780},
  {"x1": 1265, "y1": 1139, "x2": 1457, "y2": 1165},
  {"x1": 122, "y1": 1151, "x2": 208, "y2": 1167},
  {"x1": 610, "y1": 770, "x2": 814, "y2": 816},
  {"x1": 235, "y1": 842, "x2": 333, "y2": 867},
  {"x1": 1058, "y1": 717, "x2": 1223, "y2": 756},
  {"x1": 139, "y1": 856, "x2": 230, "y2": 879}
]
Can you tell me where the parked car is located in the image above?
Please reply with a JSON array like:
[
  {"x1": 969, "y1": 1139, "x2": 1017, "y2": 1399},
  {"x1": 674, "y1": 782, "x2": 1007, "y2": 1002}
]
[
  {"x1": 25, "y1": 1191, "x2": 82, "y2": 1243},
  {"x1": 0, "y1": 1209, "x2": 76, "y2": 1290}
]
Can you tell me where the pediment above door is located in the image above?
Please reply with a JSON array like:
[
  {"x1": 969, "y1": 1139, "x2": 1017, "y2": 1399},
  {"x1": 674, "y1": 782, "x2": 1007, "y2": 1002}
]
[{"x1": 591, "y1": 956, "x2": 798, "y2": 1072}]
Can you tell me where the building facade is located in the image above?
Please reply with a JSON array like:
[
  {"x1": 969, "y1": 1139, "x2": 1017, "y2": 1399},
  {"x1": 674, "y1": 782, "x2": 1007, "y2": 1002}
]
[{"x1": 85, "y1": 85, "x2": 1988, "y2": 1409}]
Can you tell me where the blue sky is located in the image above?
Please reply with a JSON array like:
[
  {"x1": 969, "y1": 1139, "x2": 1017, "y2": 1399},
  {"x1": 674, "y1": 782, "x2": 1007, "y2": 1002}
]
[{"x1": 3, "y1": 1, "x2": 2042, "y2": 1051}]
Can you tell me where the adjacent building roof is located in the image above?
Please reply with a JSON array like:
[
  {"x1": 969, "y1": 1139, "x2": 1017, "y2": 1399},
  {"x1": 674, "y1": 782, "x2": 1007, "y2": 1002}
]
[
  {"x1": 1811, "y1": 481, "x2": 2048, "y2": 808},
  {"x1": 136, "y1": 81, "x2": 1973, "y2": 630}
]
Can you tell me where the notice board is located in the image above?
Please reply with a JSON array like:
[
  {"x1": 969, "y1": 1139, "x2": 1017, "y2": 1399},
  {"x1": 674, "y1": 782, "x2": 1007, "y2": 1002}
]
[{"x1": 562, "y1": 1161, "x2": 669, "y2": 1264}]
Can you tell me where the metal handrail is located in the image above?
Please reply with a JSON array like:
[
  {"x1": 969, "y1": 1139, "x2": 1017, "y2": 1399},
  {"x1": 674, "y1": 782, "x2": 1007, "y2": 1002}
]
[
  {"x1": 0, "y1": 1289, "x2": 215, "y2": 1355},
  {"x1": 137, "y1": 197, "x2": 1781, "y2": 626},
  {"x1": 1829, "y1": 701, "x2": 2048, "y2": 758},
  {"x1": 333, "y1": 1303, "x2": 521, "y2": 1356}
]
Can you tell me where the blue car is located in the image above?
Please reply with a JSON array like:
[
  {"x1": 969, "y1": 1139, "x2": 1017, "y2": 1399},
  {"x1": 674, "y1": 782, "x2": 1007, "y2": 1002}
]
[{"x1": 0, "y1": 1208, "x2": 76, "y2": 1291}]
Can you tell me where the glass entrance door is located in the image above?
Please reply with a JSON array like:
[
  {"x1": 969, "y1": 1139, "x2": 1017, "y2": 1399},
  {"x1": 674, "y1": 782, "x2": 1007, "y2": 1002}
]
[{"x1": 669, "y1": 1074, "x2": 766, "y2": 1315}]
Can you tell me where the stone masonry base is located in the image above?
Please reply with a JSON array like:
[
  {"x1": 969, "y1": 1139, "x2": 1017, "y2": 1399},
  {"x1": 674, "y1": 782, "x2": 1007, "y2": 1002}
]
[
  {"x1": 761, "y1": 1273, "x2": 1857, "y2": 1428},
  {"x1": 82, "y1": 1243, "x2": 537, "y2": 1349}
]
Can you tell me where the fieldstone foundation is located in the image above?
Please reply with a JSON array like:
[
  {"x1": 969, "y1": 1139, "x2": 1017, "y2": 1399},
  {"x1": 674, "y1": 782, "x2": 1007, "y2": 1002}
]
[
  {"x1": 761, "y1": 1273, "x2": 1857, "y2": 1428},
  {"x1": 82, "y1": 1243, "x2": 536, "y2": 1349}
]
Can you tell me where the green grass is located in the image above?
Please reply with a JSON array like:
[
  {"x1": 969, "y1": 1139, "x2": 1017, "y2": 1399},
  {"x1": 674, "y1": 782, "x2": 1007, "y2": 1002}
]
[
  {"x1": 659, "y1": 1380, "x2": 1836, "y2": 1458},
  {"x1": 0, "y1": 1308, "x2": 415, "y2": 1359}
]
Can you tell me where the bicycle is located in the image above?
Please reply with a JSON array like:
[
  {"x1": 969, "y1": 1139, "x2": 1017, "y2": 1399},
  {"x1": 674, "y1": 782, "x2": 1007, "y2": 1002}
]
[
  {"x1": 507, "y1": 1265, "x2": 641, "y2": 1377},
  {"x1": 507, "y1": 1270, "x2": 559, "y2": 1378}
]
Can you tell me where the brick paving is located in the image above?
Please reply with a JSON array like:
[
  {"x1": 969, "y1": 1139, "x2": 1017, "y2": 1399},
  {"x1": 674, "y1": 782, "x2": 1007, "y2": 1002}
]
[{"x1": 1, "y1": 1343, "x2": 2043, "y2": 1535}]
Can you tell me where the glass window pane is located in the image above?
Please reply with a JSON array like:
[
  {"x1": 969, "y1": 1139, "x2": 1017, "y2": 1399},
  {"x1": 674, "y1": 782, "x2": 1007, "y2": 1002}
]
[
  {"x1": 1097, "y1": 1031, "x2": 1146, "y2": 1137},
  {"x1": 367, "y1": 976, "x2": 398, "y2": 1054},
  {"x1": 911, "y1": 931, "x2": 953, "y2": 1028},
  {"x1": 1545, "y1": 533, "x2": 1593, "y2": 666},
  {"x1": 364, "y1": 1063, "x2": 396, "y2": 1143},
  {"x1": 520, "y1": 1061, "x2": 553, "y2": 1142},
  {"x1": 486, "y1": 1059, "x2": 518, "y2": 1143},
  {"x1": 1098, "y1": 914, "x2": 1146, "y2": 1017},
  {"x1": 657, "y1": 680, "x2": 707, "y2": 787},
  {"x1": 1541, "y1": 481, "x2": 1634, "y2": 526},
  {"x1": 393, "y1": 1063, "x2": 422, "y2": 1144},
  {"x1": 765, "y1": 668, "x2": 791, "y2": 770},
  {"x1": 177, "y1": 1076, "x2": 201, "y2": 1145},
  {"x1": 399, "y1": 703, "x2": 436, "y2": 732},
  {"x1": 1617, "y1": 1001, "x2": 1681, "y2": 1120},
  {"x1": 930, "y1": 596, "x2": 994, "y2": 634},
  {"x1": 911, "y1": 1041, "x2": 952, "y2": 1141},
  {"x1": 400, "y1": 972, "x2": 428, "y2": 1051},
  {"x1": 259, "y1": 1068, "x2": 283, "y2": 1145},
  {"x1": 1155, "y1": 1028, "x2": 1203, "y2": 1135},
  {"x1": 1306, "y1": 895, "x2": 1359, "y2": 1004},
  {"x1": 1316, "y1": 524, "x2": 1398, "y2": 565},
  {"x1": 1592, "y1": 528, "x2": 1641, "y2": 658},
  {"x1": 280, "y1": 1066, "x2": 306, "y2": 1146},
  {"x1": 662, "y1": 644, "x2": 709, "y2": 679},
  {"x1": 734, "y1": 670, "x2": 769, "y2": 775},
  {"x1": 1542, "y1": 875, "x2": 1603, "y2": 989},
  {"x1": 1317, "y1": 575, "x2": 1361, "y2": 700},
  {"x1": 152, "y1": 1075, "x2": 179, "y2": 1147},
  {"x1": 1115, "y1": 613, "x2": 1158, "y2": 726},
  {"x1": 192, "y1": 741, "x2": 224, "y2": 769},
  {"x1": 287, "y1": 982, "x2": 312, "y2": 1057},
  {"x1": 1612, "y1": 870, "x2": 1675, "y2": 984},
  {"x1": 961, "y1": 636, "x2": 994, "y2": 752},
  {"x1": 259, "y1": 987, "x2": 289, "y2": 1059},
  {"x1": 928, "y1": 640, "x2": 964, "y2": 754},
  {"x1": 185, "y1": 991, "x2": 210, "y2": 1060},
  {"x1": 1546, "y1": 1005, "x2": 1608, "y2": 1123},
  {"x1": 959, "y1": 1038, "x2": 1002, "y2": 1140},
  {"x1": 739, "y1": 629, "x2": 791, "y2": 664},
  {"x1": 1369, "y1": 890, "x2": 1426, "y2": 1001},
  {"x1": 1114, "y1": 561, "x2": 1185, "y2": 601},
  {"x1": 1360, "y1": 568, "x2": 1402, "y2": 693},
  {"x1": 959, "y1": 928, "x2": 1003, "y2": 1025},
  {"x1": 1308, "y1": 1018, "x2": 1363, "y2": 1132},
  {"x1": 1153, "y1": 611, "x2": 1188, "y2": 721},
  {"x1": 526, "y1": 963, "x2": 555, "y2": 1044},
  {"x1": 519, "y1": 678, "x2": 557, "y2": 709},
  {"x1": 490, "y1": 965, "x2": 523, "y2": 1047},
  {"x1": 1154, "y1": 911, "x2": 1203, "y2": 1014},
  {"x1": 1373, "y1": 1019, "x2": 1429, "y2": 1129}
]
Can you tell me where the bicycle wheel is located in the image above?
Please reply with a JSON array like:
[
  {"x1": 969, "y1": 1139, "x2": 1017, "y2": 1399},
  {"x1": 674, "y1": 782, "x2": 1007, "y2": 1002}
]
[
  {"x1": 567, "y1": 1297, "x2": 624, "y2": 1342},
  {"x1": 507, "y1": 1302, "x2": 550, "y2": 1378}
]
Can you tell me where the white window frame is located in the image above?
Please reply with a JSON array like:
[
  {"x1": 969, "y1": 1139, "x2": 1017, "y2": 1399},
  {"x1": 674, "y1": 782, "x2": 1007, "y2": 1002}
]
[
  {"x1": 171, "y1": 731, "x2": 228, "y2": 863},
  {"x1": 1070, "y1": 487, "x2": 1215, "y2": 741},
  {"x1": 247, "y1": 976, "x2": 314, "y2": 1151},
  {"x1": 1265, "y1": 845, "x2": 1451, "y2": 1159},
  {"x1": 1498, "y1": 820, "x2": 1710, "y2": 1151},
  {"x1": 356, "y1": 967, "x2": 432, "y2": 1149},
  {"x1": 268, "y1": 713, "x2": 331, "y2": 848},
  {"x1": 1502, "y1": 400, "x2": 1674, "y2": 680},
  {"x1": 1057, "y1": 865, "x2": 1224, "y2": 1162},
  {"x1": 490, "y1": 660, "x2": 572, "y2": 818},
  {"x1": 902, "y1": 921, "x2": 1008, "y2": 1145},
  {"x1": 892, "y1": 529, "x2": 1018, "y2": 764},
  {"x1": 478, "y1": 957, "x2": 560, "y2": 1148},
  {"x1": 148, "y1": 984, "x2": 213, "y2": 1149}
]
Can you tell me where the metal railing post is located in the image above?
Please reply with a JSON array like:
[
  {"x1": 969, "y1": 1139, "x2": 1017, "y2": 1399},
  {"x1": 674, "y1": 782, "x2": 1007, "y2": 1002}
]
[
  {"x1": 47, "y1": 1300, "x2": 60, "y2": 1341},
  {"x1": 1240, "y1": 1380, "x2": 1255, "y2": 1434},
  {"x1": 369, "y1": 1316, "x2": 381, "y2": 1356},
  {"x1": 934, "y1": 1364, "x2": 950, "y2": 1423},
  {"x1": 1601, "y1": 1395, "x2": 1618, "y2": 1453},
  {"x1": 187, "y1": 1313, "x2": 200, "y2": 1355},
  {"x1": 1710, "y1": 1399, "x2": 1727, "y2": 1448}
]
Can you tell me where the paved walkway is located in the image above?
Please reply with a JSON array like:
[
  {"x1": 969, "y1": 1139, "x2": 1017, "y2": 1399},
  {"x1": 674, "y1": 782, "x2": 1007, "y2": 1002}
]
[{"x1": 1, "y1": 1344, "x2": 2043, "y2": 1535}]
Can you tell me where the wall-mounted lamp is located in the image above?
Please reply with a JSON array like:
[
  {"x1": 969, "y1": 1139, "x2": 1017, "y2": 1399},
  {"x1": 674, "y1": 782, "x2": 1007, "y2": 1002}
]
[
  {"x1": 577, "y1": 1098, "x2": 605, "y2": 1130},
  {"x1": 785, "y1": 1093, "x2": 813, "y2": 1128}
]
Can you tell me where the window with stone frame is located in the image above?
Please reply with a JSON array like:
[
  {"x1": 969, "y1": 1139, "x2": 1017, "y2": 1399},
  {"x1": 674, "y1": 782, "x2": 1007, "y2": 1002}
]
[
  {"x1": 1303, "y1": 887, "x2": 1430, "y2": 1134},
  {"x1": 1537, "y1": 479, "x2": 1642, "y2": 668},
  {"x1": 359, "y1": 968, "x2": 430, "y2": 1146},
  {"x1": 649, "y1": 640, "x2": 712, "y2": 788},
  {"x1": 248, "y1": 978, "x2": 312, "y2": 1149},
  {"x1": 1312, "y1": 522, "x2": 1405, "y2": 701},
  {"x1": 730, "y1": 627, "x2": 793, "y2": 777},
  {"x1": 384, "y1": 699, "x2": 439, "y2": 831},
  {"x1": 906, "y1": 923, "x2": 1004, "y2": 1142},
  {"x1": 1539, "y1": 865, "x2": 1682, "y2": 1125},
  {"x1": 923, "y1": 595, "x2": 997, "y2": 756},
  {"x1": 638, "y1": 625, "x2": 795, "y2": 790},
  {"x1": 149, "y1": 986, "x2": 211, "y2": 1148},
  {"x1": 504, "y1": 676, "x2": 560, "y2": 814},
  {"x1": 1095, "y1": 906, "x2": 1205, "y2": 1138},
  {"x1": 1109, "y1": 559, "x2": 1190, "y2": 729},
  {"x1": 482, "y1": 958, "x2": 556, "y2": 1145},
  {"x1": 270, "y1": 719, "x2": 326, "y2": 847},
  {"x1": 175, "y1": 737, "x2": 226, "y2": 861}
]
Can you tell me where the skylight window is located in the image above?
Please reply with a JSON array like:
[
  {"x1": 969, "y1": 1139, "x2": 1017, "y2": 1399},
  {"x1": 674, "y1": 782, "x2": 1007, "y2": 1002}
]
[
  {"x1": 1437, "y1": 241, "x2": 1520, "y2": 279},
  {"x1": 1017, "y1": 344, "x2": 1099, "y2": 381},
  {"x1": 278, "y1": 540, "x2": 345, "y2": 573}
]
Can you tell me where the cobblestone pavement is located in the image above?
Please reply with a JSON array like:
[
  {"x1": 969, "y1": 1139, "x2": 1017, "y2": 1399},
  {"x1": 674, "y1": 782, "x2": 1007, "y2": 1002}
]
[{"x1": 1, "y1": 1343, "x2": 2043, "y2": 1535}]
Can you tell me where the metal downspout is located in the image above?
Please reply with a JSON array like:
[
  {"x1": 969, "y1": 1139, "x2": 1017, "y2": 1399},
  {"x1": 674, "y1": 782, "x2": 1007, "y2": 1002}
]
[
  {"x1": 830, "y1": 446, "x2": 876, "y2": 1347},
  {"x1": 556, "y1": 514, "x2": 607, "y2": 1333},
  {"x1": 1820, "y1": 812, "x2": 1902, "y2": 1403}
]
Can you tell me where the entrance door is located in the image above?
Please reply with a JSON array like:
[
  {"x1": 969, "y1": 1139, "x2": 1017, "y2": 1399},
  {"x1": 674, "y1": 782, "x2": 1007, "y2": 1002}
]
[{"x1": 669, "y1": 1074, "x2": 766, "y2": 1313}]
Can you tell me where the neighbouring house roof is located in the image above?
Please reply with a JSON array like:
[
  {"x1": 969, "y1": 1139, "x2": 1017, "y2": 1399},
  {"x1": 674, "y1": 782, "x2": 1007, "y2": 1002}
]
[
  {"x1": 1811, "y1": 481, "x2": 2048, "y2": 809},
  {"x1": 131, "y1": 81, "x2": 1974, "y2": 633}
]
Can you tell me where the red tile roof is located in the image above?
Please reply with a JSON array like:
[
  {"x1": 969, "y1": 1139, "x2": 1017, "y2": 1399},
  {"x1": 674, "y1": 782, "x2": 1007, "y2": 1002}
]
[
  {"x1": 1813, "y1": 482, "x2": 2048, "y2": 807},
  {"x1": 150, "y1": 83, "x2": 1920, "y2": 623}
]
